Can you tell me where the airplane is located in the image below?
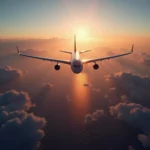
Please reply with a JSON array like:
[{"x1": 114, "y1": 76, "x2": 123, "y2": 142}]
[{"x1": 16, "y1": 35, "x2": 134, "y2": 74}]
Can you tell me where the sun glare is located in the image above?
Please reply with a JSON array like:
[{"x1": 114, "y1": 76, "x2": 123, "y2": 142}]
[
  {"x1": 71, "y1": 73, "x2": 90, "y2": 121},
  {"x1": 76, "y1": 28, "x2": 88, "y2": 40}
]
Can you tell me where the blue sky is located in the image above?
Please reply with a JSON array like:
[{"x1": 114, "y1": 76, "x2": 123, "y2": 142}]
[{"x1": 0, "y1": 0, "x2": 150, "y2": 38}]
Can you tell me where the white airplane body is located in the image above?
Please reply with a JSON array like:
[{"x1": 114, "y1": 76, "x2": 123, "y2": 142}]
[{"x1": 17, "y1": 35, "x2": 134, "y2": 74}]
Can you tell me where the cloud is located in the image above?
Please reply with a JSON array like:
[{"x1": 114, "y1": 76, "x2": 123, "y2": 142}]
[
  {"x1": 137, "y1": 134, "x2": 150, "y2": 148},
  {"x1": 105, "y1": 72, "x2": 150, "y2": 107},
  {"x1": 66, "y1": 94, "x2": 71, "y2": 102},
  {"x1": 141, "y1": 57, "x2": 150, "y2": 66},
  {"x1": 0, "y1": 38, "x2": 67, "y2": 56},
  {"x1": 0, "y1": 110, "x2": 27, "y2": 125},
  {"x1": 109, "y1": 103, "x2": 150, "y2": 140},
  {"x1": 107, "y1": 51, "x2": 116, "y2": 56},
  {"x1": 42, "y1": 83, "x2": 53, "y2": 92},
  {"x1": 83, "y1": 83, "x2": 100, "y2": 92},
  {"x1": 104, "y1": 94, "x2": 109, "y2": 99},
  {"x1": 121, "y1": 95, "x2": 128, "y2": 103},
  {"x1": 0, "y1": 66, "x2": 22, "y2": 86},
  {"x1": 140, "y1": 52, "x2": 150, "y2": 66},
  {"x1": 92, "y1": 109, "x2": 105, "y2": 120},
  {"x1": 128, "y1": 145, "x2": 135, "y2": 150},
  {"x1": 0, "y1": 114, "x2": 46, "y2": 150},
  {"x1": 37, "y1": 83, "x2": 53, "y2": 98},
  {"x1": 0, "y1": 90, "x2": 46, "y2": 150},
  {"x1": 84, "y1": 114, "x2": 93, "y2": 124},
  {"x1": 83, "y1": 83, "x2": 92, "y2": 87},
  {"x1": 92, "y1": 88, "x2": 100, "y2": 92},
  {"x1": 84, "y1": 109, "x2": 105, "y2": 124},
  {"x1": 0, "y1": 90, "x2": 35, "y2": 112},
  {"x1": 109, "y1": 87, "x2": 116, "y2": 92}
]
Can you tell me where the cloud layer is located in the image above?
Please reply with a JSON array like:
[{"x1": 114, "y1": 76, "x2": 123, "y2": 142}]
[
  {"x1": 105, "y1": 72, "x2": 150, "y2": 107},
  {"x1": 84, "y1": 109, "x2": 105, "y2": 124},
  {"x1": 0, "y1": 90, "x2": 46, "y2": 150},
  {"x1": 110, "y1": 102, "x2": 150, "y2": 147},
  {"x1": 140, "y1": 52, "x2": 150, "y2": 66},
  {"x1": 0, "y1": 66, "x2": 22, "y2": 85},
  {"x1": 138, "y1": 134, "x2": 150, "y2": 148}
]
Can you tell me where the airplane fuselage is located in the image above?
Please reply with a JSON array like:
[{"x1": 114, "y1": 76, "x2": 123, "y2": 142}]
[{"x1": 71, "y1": 51, "x2": 83, "y2": 74}]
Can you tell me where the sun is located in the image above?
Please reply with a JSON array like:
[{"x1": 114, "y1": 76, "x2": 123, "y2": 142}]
[{"x1": 76, "y1": 28, "x2": 88, "y2": 39}]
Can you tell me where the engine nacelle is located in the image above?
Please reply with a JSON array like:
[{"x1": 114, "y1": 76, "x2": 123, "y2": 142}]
[
  {"x1": 54, "y1": 64, "x2": 60, "y2": 70},
  {"x1": 93, "y1": 64, "x2": 99, "y2": 70}
]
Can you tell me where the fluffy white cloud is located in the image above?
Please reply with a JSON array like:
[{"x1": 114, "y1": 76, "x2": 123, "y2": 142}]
[
  {"x1": 84, "y1": 109, "x2": 105, "y2": 124},
  {"x1": 105, "y1": 72, "x2": 150, "y2": 106},
  {"x1": 137, "y1": 134, "x2": 150, "y2": 148},
  {"x1": 121, "y1": 95, "x2": 128, "y2": 103},
  {"x1": 0, "y1": 90, "x2": 46, "y2": 150},
  {"x1": 0, "y1": 66, "x2": 22, "y2": 85},
  {"x1": 42, "y1": 83, "x2": 53, "y2": 91},
  {"x1": 109, "y1": 87, "x2": 116, "y2": 92},
  {"x1": 0, "y1": 90, "x2": 35, "y2": 112},
  {"x1": 84, "y1": 114, "x2": 93, "y2": 124},
  {"x1": 140, "y1": 52, "x2": 150, "y2": 66},
  {"x1": 110, "y1": 103, "x2": 150, "y2": 141},
  {"x1": 92, "y1": 88, "x2": 100, "y2": 92}
]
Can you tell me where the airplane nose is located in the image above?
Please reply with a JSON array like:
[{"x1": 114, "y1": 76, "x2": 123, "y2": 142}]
[{"x1": 71, "y1": 60, "x2": 83, "y2": 74}]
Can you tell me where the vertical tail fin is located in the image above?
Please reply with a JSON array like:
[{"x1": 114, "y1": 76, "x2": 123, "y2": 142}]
[
  {"x1": 131, "y1": 44, "x2": 134, "y2": 53},
  {"x1": 74, "y1": 34, "x2": 76, "y2": 53},
  {"x1": 16, "y1": 46, "x2": 20, "y2": 54}
]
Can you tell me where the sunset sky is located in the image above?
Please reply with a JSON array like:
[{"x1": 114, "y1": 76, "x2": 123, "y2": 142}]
[
  {"x1": 0, "y1": 0, "x2": 150, "y2": 39},
  {"x1": 1, "y1": 1, "x2": 150, "y2": 150}
]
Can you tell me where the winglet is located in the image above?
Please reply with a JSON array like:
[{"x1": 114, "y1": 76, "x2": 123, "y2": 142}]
[
  {"x1": 131, "y1": 44, "x2": 134, "y2": 53},
  {"x1": 16, "y1": 46, "x2": 20, "y2": 54}
]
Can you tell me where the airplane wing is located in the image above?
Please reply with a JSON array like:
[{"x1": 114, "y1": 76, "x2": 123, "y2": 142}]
[
  {"x1": 83, "y1": 44, "x2": 134, "y2": 64},
  {"x1": 16, "y1": 46, "x2": 71, "y2": 65}
]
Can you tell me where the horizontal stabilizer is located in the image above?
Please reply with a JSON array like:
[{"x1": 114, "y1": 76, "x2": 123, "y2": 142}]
[
  {"x1": 79, "y1": 50, "x2": 91, "y2": 54},
  {"x1": 60, "y1": 50, "x2": 72, "y2": 54},
  {"x1": 16, "y1": 46, "x2": 20, "y2": 54}
]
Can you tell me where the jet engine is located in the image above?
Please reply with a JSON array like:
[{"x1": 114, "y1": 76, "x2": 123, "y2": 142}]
[
  {"x1": 93, "y1": 64, "x2": 99, "y2": 70},
  {"x1": 54, "y1": 64, "x2": 60, "y2": 70}
]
